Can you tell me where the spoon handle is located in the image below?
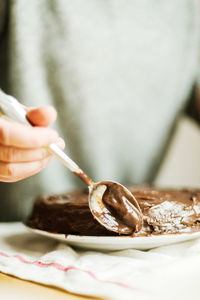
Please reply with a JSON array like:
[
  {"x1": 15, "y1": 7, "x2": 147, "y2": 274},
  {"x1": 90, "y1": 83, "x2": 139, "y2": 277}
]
[
  {"x1": 48, "y1": 143, "x2": 93, "y2": 186},
  {"x1": 0, "y1": 91, "x2": 94, "y2": 187}
]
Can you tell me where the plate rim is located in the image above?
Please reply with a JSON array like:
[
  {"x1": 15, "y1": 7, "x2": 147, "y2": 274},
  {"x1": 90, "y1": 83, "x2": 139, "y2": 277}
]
[{"x1": 24, "y1": 225, "x2": 200, "y2": 244}]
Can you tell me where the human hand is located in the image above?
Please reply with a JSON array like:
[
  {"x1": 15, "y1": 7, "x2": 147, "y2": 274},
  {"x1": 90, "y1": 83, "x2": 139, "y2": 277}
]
[{"x1": 0, "y1": 105, "x2": 64, "y2": 182}]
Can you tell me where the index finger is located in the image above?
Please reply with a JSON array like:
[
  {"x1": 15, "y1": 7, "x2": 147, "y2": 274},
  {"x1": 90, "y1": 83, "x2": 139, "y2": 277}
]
[{"x1": 0, "y1": 118, "x2": 59, "y2": 148}]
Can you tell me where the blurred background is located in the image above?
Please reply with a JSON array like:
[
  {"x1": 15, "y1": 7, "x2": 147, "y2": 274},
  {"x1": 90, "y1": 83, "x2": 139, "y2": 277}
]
[
  {"x1": 155, "y1": 114, "x2": 200, "y2": 188},
  {"x1": 0, "y1": 0, "x2": 200, "y2": 222}
]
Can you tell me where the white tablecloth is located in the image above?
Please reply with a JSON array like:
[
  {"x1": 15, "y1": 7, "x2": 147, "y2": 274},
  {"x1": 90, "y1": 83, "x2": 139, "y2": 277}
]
[{"x1": 0, "y1": 222, "x2": 200, "y2": 300}]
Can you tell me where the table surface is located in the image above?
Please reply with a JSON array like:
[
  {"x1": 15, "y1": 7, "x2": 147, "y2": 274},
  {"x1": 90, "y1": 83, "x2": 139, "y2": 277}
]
[{"x1": 0, "y1": 273, "x2": 100, "y2": 300}]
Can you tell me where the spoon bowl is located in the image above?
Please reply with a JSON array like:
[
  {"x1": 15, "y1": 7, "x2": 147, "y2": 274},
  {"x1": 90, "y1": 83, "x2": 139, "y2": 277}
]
[{"x1": 88, "y1": 181, "x2": 143, "y2": 235}]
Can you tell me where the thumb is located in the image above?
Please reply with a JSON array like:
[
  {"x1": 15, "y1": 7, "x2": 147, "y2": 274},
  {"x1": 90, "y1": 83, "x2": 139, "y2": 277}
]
[{"x1": 26, "y1": 106, "x2": 57, "y2": 127}]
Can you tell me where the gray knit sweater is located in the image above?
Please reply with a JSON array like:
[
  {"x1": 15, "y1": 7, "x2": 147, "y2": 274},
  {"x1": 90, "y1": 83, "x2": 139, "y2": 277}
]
[{"x1": 0, "y1": 0, "x2": 199, "y2": 220}]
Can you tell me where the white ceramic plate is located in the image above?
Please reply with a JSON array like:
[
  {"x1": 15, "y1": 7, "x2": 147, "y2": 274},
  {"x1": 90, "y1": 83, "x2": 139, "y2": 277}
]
[{"x1": 25, "y1": 226, "x2": 200, "y2": 251}]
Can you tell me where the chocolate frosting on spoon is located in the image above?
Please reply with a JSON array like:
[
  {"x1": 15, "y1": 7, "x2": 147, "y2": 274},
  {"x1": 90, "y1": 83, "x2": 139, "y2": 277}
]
[
  {"x1": 102, "y1": 181, "x2": 143, "y2": 233},
  {"x1": 89, "y1": 181, "x2": 143, "y2": 235}
]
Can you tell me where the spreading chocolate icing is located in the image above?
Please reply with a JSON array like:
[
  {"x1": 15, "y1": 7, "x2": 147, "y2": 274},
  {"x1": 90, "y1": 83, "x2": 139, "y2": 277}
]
[
  {"x1": 93, "y1": 181, "x2": 143, "y2": 234},
  {"x1": 72, "y1": 177, "x2": 143, "y2": 235},
  {"x1": 25, "y1": 186, "x2": 200, "y2": 237}
]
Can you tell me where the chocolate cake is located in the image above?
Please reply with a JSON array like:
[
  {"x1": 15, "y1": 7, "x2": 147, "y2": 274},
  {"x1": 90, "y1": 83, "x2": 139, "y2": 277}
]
[{"x1": 26, "y1": 186, "x2": 200, "y2": 236}]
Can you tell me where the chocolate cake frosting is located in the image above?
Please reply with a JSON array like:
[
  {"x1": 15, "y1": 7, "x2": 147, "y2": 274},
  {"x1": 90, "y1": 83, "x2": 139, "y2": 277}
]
[{"x1": 26, "y1": 186, "x2": 200, "y2": 236}]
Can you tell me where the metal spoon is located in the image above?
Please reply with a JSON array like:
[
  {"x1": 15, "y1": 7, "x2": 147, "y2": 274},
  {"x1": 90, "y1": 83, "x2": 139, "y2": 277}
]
[{"x1": 0, "y1": 92, "x2": 143, "y2": 235}]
